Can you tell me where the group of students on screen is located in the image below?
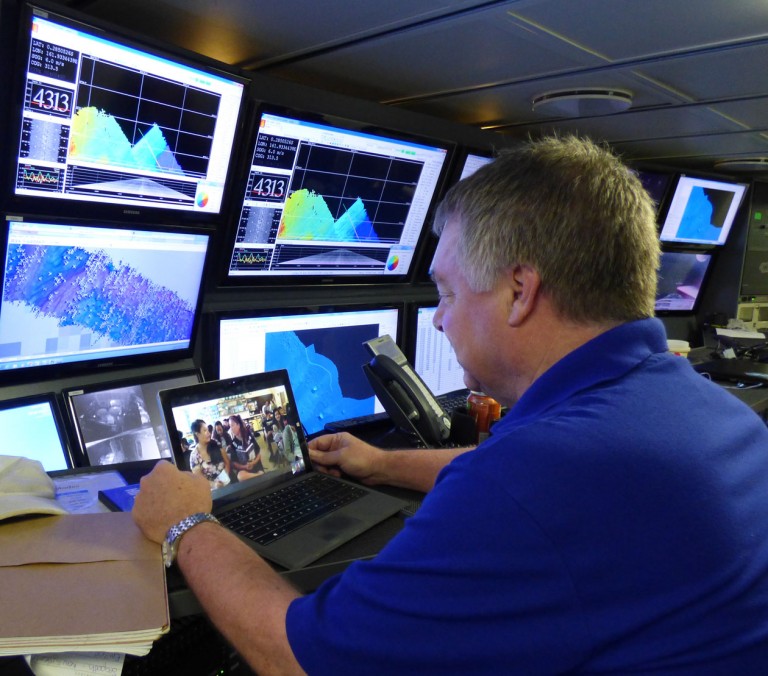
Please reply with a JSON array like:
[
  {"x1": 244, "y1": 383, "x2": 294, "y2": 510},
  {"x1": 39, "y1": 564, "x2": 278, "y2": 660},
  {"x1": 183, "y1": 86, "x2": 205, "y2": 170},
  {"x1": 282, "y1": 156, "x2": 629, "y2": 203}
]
[{"x1": 183, "y1": 400, "x2": 302, "y2": 490}]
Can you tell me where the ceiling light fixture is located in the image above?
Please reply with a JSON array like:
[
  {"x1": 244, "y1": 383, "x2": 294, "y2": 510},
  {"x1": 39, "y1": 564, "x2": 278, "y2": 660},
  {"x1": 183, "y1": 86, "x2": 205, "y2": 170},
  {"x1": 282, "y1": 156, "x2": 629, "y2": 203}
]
[{"x1": 531, "y1": 88, "x2": 633, "y2": 117}]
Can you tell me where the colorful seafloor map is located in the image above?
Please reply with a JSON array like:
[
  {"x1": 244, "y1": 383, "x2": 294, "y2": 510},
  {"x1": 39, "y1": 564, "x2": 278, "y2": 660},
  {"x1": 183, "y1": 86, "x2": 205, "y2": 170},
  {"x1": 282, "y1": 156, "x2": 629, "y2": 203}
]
[
  {"x1": 4, "y1": 243, "x2": 194, "y2": 346},
  {"x1": 278, "y1": 188, "x2": 379, "y2": 242}
]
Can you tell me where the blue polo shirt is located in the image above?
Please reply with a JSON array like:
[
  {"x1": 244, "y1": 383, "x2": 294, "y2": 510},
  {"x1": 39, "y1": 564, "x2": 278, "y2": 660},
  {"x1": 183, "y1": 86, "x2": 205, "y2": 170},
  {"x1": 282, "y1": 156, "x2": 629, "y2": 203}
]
[{"x1": 287, "y1": 319, "x2": 768, "y2": 674}]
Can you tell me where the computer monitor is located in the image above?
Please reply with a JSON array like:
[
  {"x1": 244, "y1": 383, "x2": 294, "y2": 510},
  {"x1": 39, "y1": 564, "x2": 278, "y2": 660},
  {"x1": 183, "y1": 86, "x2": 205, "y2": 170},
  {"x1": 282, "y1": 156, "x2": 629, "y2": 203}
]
[
  {"x1": 8, "y1": 4, "x2": 247, "y2": 220},
  {"x1": 224, "y1": 106, "x2": 452, "y2": 283},
  {"x1": 0, "y1": 217, "x2": 210, "y2": 378},
  {"x1": 0, "y1": 393, "x2": 73, "y2": 470},
  {"x1": 218, "y1": 305, "x2": 401, "y2": 435},
  {"x1": 458, "y1": 151, "x2": 493, "y2": 181},
  {"x1": 63, "y1": 369, "x2": 201, "y2": 467},
  {"x1": 659, "y1": 175, "x2": 748, "y2": 247},
  {"x1": 413, "y1": 148, "x2": 493, "y2": 285},
  {"x1": 635, "y1": 169, "x2": 674, "y2": 213},
  {"x1": 409, "y1": 304, "x2": 467, "y2": 397},
  {"x1": 655, "y1": 250, "x2": 713, "y2": 313}
]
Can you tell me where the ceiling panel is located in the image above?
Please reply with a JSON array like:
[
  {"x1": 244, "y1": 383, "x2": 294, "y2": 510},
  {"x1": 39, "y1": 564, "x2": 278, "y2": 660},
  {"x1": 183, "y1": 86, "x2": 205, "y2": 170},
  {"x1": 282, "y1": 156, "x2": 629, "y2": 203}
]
[
  {"x1": 635, "y1": 44, "x2": 768, "y2": 101},
  {"x1": 396, "y1": 69, "x2": 690, "y2": 126},
  {"x1": 511, "y1": 0, "x2": 768, "y2": 59},
  {"x1": 263, "y1": 7, "x2": 607, "y2": 102},
  {"x1": 81, "y1": 0, "x2": 494, "y2": 65}
]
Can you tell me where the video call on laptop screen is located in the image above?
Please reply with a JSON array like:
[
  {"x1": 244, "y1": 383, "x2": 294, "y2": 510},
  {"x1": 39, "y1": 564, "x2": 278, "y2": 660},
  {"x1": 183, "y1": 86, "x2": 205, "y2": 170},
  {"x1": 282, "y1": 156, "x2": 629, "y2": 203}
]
[
  {"x1": 163, "y1": 378, "x2": 306, "y2": 496},
  {"x1": 65, "y1": 370, "x2": 201, "y2": 466},
  {"x1": 218, "y1": 306, "x2": 400, "y2": 436}
]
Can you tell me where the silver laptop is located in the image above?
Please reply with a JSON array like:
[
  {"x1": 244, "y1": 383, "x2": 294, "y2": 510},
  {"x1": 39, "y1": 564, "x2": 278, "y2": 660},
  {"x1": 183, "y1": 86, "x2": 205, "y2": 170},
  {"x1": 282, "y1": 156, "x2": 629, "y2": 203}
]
[{"x1": 158, "y1": 369, "x2": 406, "y2": 569}]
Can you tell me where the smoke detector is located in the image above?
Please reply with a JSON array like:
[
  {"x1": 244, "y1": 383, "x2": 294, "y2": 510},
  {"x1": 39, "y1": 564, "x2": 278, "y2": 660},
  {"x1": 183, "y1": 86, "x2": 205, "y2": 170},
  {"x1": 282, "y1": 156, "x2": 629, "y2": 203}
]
[{"x1": 532, "y1": 88, "x2": 633, "y2": 117}]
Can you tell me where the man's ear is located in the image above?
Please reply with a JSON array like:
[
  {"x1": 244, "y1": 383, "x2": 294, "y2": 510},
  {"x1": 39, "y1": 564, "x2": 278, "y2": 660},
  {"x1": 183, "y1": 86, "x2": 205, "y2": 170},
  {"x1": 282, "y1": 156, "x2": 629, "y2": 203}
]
[{"x1": 507, "y1": 264, "x2": 541, "y2": 327}]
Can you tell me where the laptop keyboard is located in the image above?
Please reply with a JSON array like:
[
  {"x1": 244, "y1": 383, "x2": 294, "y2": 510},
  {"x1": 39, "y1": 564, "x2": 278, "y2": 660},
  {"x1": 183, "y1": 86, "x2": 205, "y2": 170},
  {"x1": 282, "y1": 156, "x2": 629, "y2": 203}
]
[{"x1": 218, "y1": 473, "x2": 366, "y2": 546}]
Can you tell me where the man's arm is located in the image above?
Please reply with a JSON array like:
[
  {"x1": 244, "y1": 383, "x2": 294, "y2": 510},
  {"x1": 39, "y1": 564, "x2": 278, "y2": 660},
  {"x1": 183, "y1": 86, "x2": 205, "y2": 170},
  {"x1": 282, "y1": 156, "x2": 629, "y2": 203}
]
[
  {"x1": 308, "y1": 432, "x2": 473, "y2": 493},
  {"x1": 176, "y1": 522, "x2": 305, "y2": 676},
  {"x1": 132, "y1": 462, "x2": 305, "y2": 676}
]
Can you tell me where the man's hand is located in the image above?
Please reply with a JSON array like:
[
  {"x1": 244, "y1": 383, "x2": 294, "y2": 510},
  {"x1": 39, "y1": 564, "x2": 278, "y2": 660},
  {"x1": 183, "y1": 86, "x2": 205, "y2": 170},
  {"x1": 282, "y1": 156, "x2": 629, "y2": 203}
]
[
  {"x1": 310, "y1": 433, "x2": 474, "y2": 493},
  {"x1": 308, "y1": 432, "x2": 385, "y2": 485},
  {"x1": 132, "y1": 460, "x2": 213, "y2": 543}
]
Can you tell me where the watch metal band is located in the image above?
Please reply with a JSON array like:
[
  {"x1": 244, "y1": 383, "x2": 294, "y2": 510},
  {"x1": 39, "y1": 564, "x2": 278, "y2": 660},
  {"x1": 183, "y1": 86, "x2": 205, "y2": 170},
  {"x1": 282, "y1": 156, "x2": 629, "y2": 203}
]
[{"x1": 162, "y1": 512, "x2": 220, "y2": 567}]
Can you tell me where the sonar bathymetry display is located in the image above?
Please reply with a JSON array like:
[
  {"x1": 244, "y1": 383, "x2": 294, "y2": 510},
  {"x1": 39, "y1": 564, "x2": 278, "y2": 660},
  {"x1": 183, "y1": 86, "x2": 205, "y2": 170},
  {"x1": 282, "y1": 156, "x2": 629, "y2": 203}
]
[{"x1": 3, "y1": 243, "x2": 194, "y2": 353}]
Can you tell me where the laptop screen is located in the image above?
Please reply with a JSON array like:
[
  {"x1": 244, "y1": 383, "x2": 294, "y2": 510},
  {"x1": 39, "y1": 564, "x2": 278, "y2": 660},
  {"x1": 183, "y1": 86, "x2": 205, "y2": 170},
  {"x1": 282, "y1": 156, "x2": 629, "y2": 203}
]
[
  {"x1": 0, "y1": 394, "x2": 72, "y2": 471},
  {"x1": 159, "y1": 370, "x2": 308, "y2": 498}
]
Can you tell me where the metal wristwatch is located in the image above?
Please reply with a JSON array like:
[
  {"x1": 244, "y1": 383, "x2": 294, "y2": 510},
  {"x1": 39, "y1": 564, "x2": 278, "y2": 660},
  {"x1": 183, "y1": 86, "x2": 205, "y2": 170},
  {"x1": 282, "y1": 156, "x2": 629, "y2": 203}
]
[{"x1": 162, "y1": 512, "x2": 220, "y2": 568}]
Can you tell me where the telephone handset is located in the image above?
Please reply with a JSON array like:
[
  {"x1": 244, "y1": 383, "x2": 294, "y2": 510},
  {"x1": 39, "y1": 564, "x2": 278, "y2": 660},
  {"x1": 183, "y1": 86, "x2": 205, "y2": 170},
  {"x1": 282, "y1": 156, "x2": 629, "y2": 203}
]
[{"x1": 363, "y1": 335, "x2": 452, "y2": 447}]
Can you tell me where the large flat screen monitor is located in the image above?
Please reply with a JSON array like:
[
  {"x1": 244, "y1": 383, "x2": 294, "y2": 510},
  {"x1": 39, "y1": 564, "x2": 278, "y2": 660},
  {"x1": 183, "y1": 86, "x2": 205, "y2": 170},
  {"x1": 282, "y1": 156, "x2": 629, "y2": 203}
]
[
  {"x1": 63, "y1": 369, "x2": 201, "y2": 466},
  {"x1": 0, "y1": 393, "x2": 73, "y2": 470},
  {"x1": 659, "y1": 175, "x2": 748, "y2": 247},
  {"x1": 635, "y1": 169, "x2": 674, "y2": 214},
  {"x1": 9, "y1": 4, "x2": 247, "y2": 220},
  {"x1": 224, "y1": 107, "x2": 452, "y2": 283},
  {"x1": 218, "y1": 306, "x2": 401, "y2": 435},
  {"x1": 0, "y1": 217, "x2": 210, "y2": 378},
  {"x1": 457, "y1": 151, "x2": 493, "y2": 181},
  {"x1": 408, "y1": 304, "x2": 467, "y2": 397},
  {"x1": 655, "y1": 250, "x2": 713, "y2": 313}
]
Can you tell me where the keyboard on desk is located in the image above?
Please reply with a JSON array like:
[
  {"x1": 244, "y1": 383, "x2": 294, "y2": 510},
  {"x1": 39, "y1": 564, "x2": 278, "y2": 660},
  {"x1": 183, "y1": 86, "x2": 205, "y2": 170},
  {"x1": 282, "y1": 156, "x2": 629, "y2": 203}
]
[
  {"x1": 437, "y1": 389, "x2": 469, "y2": 415},
  {"x1": 218, "y1": 473, "x2": 366, "y2": 546},
  {"x1": 323, "y1": 410, "x2": 390, "y2": 433}
]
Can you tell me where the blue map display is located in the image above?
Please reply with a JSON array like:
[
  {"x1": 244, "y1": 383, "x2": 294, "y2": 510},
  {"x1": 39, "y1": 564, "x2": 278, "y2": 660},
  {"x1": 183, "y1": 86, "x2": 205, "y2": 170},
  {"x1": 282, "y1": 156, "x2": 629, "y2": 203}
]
[
  {"x1": 264, "y1": 324, "x2": 378, "y2": 435},
  {"x1": 676, "y1": 186, "x2": 733, "y2": 243}
]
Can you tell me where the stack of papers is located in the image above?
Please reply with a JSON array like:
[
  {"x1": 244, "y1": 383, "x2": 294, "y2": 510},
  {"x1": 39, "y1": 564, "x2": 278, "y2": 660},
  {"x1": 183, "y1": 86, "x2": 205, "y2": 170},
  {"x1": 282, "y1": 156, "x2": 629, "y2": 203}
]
[{"x1": 0, "y1": 511, "x2": 169, "y2": 656}]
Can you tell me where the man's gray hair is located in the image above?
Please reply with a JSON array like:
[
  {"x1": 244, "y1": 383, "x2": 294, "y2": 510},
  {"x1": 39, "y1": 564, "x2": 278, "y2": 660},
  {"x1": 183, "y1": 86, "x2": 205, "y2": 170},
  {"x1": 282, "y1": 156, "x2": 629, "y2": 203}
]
[{"x1": 433, "y1": 136, "x2": 660, "y2": 323}]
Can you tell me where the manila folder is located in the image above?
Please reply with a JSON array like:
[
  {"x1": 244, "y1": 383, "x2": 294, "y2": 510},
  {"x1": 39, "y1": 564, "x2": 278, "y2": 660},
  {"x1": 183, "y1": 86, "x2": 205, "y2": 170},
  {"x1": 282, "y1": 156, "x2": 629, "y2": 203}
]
[{"x1": 0, "y1": 511, "x2": 169, "y2": 655}]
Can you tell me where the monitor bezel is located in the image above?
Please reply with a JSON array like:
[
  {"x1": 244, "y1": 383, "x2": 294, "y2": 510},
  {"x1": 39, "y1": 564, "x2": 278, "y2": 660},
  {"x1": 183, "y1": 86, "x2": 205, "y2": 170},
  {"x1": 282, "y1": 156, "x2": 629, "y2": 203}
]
[
  {"x1": 654, "y1": 247, "x2": 716, "y2": 316},
  {"x1": 0, "y1": 391, "x2": 75, "y2": 470},
  {"x1": 0, "y1": 213, "x2": 212, "y2": 385},
  {"x1": 61, "y1": 366, "x2": 202, "y2": 468},
  {"x1": 218, "y1": 102, "x2": 456, "y2": 288},
  {"x1": 2, "y1": 1, "x2": 250, "y2": 226}
]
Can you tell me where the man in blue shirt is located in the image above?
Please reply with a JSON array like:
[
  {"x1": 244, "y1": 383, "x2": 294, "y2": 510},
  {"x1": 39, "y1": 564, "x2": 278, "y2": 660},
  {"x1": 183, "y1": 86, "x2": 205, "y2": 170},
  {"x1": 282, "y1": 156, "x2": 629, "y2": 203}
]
[{"x1": 133, "y1": 136, "x2": 768, "y2": 674}]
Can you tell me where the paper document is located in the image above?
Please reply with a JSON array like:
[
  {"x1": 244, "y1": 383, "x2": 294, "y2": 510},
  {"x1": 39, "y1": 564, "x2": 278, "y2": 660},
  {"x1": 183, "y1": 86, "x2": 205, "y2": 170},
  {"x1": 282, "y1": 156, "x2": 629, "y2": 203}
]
[{"x1": 0, "y1": 512, "x2": 168, "y2": 656}]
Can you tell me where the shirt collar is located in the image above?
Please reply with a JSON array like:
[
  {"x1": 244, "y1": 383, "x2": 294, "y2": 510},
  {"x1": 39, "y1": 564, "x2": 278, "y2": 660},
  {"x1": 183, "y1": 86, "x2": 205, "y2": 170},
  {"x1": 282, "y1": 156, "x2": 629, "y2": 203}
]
[{"x1": 500, "y1": 318, "x2": 668, "y2": 427}]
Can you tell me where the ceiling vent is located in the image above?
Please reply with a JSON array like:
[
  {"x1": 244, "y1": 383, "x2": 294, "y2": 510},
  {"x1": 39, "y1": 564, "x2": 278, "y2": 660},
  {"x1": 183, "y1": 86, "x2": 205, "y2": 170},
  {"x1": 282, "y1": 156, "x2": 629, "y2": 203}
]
[
  {"x1": 532, "y1": 88, "x2": 633, "y2": 117},
  {"x1": 714, "y1": 158, "x2": 768, "y2": 172}
]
